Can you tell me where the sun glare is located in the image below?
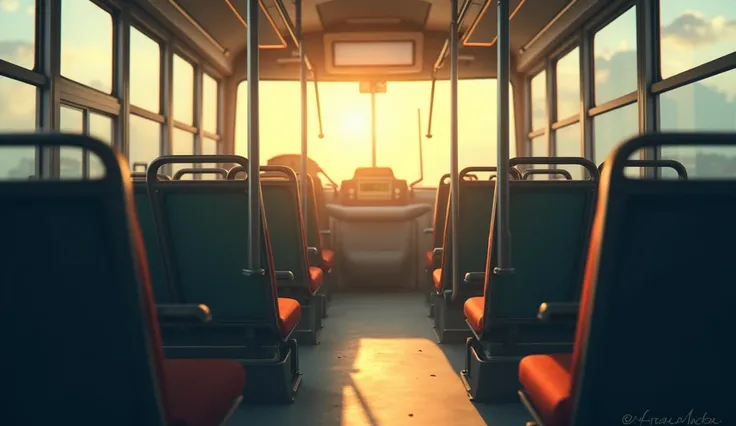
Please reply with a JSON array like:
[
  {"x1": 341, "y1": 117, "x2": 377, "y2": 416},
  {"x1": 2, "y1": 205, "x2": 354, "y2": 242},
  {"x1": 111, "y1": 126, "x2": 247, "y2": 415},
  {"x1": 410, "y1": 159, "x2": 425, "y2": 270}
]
[{"x1": 339, "y1": 110, "x2": 369, "y2": 135}]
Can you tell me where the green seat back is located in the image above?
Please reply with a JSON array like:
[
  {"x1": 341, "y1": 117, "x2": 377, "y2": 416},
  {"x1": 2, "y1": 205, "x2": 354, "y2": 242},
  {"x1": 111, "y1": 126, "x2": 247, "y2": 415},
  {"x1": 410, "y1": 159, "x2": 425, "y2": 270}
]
[
  {"x1": 133, "y1": 183, "x2": 171, "y2": 303},
  {"x1": 441, "y1": 181, "x2": 496, "y2": 297},
  {"x1": 432, "y1": 176, "x2": 450, "y2": 249},
  {"x1": 487, "y1": 181, "x2": 596, "y2": 320},
  {"x1": 152, "y1": 181, "x2": 277, "y2": 325},
  {"x1": 261, "y1": 179, "x2": 310, "y2": 288},
  {"x1": 302, "y1": 176, "x2": 321, "y2": 251}
]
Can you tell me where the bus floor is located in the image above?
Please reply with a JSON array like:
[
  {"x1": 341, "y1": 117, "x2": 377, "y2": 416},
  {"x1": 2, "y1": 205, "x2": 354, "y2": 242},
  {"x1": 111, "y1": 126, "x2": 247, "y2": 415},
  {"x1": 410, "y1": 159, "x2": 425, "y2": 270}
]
[{"x1": 229, "y1": 292, "x2": 531, "y2": 426}]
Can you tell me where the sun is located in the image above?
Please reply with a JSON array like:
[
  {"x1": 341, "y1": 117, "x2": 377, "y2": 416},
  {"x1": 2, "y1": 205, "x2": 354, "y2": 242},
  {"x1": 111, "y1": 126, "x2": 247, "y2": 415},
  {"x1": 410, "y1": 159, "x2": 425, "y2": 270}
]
[{"x1": 339, "y1": 110, "x2": 369, "y2": 135}]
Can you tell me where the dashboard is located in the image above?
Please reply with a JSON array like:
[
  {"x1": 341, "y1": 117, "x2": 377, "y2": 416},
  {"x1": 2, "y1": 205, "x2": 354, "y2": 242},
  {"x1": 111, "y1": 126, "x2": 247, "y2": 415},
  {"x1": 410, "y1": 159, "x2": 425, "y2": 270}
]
[{"x1": 340, "y1": 167, "x2": 408, "y2": 206}]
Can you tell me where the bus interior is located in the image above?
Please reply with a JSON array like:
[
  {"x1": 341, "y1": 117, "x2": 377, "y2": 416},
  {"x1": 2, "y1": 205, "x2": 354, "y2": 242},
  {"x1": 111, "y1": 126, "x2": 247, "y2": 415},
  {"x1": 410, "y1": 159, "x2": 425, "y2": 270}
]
[{"x1": 1, "y1": 0, "x2": 733, "y2": 425}]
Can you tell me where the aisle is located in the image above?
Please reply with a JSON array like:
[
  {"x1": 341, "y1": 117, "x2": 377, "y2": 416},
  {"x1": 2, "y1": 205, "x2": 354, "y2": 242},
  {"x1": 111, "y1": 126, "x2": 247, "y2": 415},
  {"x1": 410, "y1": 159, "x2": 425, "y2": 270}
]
[{"x1": 231, "y1": 293, "x2": 529, "y2": 426}]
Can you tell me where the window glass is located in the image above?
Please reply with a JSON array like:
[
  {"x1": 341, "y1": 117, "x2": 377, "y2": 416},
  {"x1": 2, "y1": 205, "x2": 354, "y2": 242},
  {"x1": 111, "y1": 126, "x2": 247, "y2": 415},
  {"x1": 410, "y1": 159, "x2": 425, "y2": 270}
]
[
  {"x1": 202, "y1": 137, "x2": 218, "y2": 155},
  {"x1": 660, "y1": 1, "x2": 736, "y2": 79},
  {"x1": 203, "y1": 73, "x2": 218, "y2": 132},
  {"x1": 128, "y1": 114, "x2": 160, "y2": 172},
  {"x1": 660, "y1": 69, "x2": 736, "y2": 178},
  {"x1": 60, "y1": 0, "x2": 112, "y2": 93},
  {"x1": 530, "y1": 70, "x2": 546, "y2": 130},
  {"x1": 59, "y1": 105, "x2": 84, "y2": 179},
  {"x1": 531, "y1": 135, "x2": 548, "y2": 157},
  {"x1": 171, "y1": 128, "x2": 194, "y2": 179},
  {"x1": 0, "y1": 0, "x2": 35, "y2": 69},
  {"x1": 236, "y1": 79, "x2": 517, "y2": 186},
  {"x1": 556, "y1": 47, "x2": 580, "y2": 120},
  {"x1": 594, "y1": 7, "x2": 637, "y2": 105},
  {"x1": 173, "y1": 55, "x2": 194, "y2": 124},
  {"x1": 130, "y1": 26, "x2": 160, "y2": 112},
  {"x1": 0, "y1": 76, "x2": 36, "y2": 178},
  {"x1": 593, "y1": 103, "x2": 638, "y2": 165},
  {"x1": 527, "y1": 135, "x2": 549, "y2": 180},
  {"x1": 88, "y1": 112, "x2": 112, "y2": 178},
  {"x1": 555, "y1": 123, "x2": 583, "y2": 179}
]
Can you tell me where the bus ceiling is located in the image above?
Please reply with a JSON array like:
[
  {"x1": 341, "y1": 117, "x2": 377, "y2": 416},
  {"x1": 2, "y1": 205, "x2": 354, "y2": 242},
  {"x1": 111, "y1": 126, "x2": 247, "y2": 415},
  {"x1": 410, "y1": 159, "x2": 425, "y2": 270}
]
[{"x1": 156, "y1": 0, "x2": 602, "y2": 81}]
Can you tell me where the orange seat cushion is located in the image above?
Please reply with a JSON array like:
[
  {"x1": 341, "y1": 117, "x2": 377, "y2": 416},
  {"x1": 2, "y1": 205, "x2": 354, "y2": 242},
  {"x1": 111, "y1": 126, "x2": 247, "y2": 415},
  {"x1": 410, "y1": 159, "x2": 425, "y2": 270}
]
[
  {"x1": 432, "y1": 268, "x2": 443, "y2": 291},
  {"x1": 308, "y1": 266, "x2": 323, "y2": 293},
  {"x1": 463, "y1": 297, "x2": 485, "y2": 332},
  {"x1": 424, "y1": 250, "x2": 433, "y2": 269},
  {"x1": 321, "y1": 249, "x2": 336, "y2": 270},
  {"x1": 519, "y1": 354, "x2": 573, "y2": 426},
  {"x1": 277, "y1": 297, "x2": 302, "y2": 336},
  {"x1": 164, "y1": 359, "x2": 245, "y2": 426}
]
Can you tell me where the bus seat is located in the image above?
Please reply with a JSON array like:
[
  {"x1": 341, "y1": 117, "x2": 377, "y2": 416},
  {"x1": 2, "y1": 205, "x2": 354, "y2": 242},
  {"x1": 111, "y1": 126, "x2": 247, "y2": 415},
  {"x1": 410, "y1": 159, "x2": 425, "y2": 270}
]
[
  {"x1": 518, "y1": 354, "x2": 572, "y2": 426},
  {"x1": 460, "y1": 158, "x2": 598, "y2": 402},
  {"x1": 463, "y1": 297, "x2": 484, "y2": 333},
  {"x1": 278, "y1": 298, "x2": 302, "y2": 336},
  {"x1": 145, "y1": 156, "x2": 302, "y2": 347},
  {"x1": 164, "y1": 359, "x2": 247, "y2": 426},
  {"x1": 519, "y1": 134, "x2": 732, "y2": 425},
  {"x1": 132, "y1": 180, "x2": 172, "y2": 304},
  {"x1": 321, "y1": 248, "x2": 336, "y2": 269},
  {"x1": 309, "y1": 266, "x2": 324, "y2": 292},
  {"x1": 424, "y1": 250, "x2": 434, "y2": 269},
  {"x1": 432, "y1": 168, "x2": 505, "y2": 343},
  {"x1": 2, "y1": 134, "x2": 244, "y2": 426},
  {"x1": 429, "y1": 174, "x2": 451, "y2": 265},
  {"x1": 432, "y1": 268, "x2": 443, "y2": 291},
  {"x1": 260, "y1": 166, "x2": 324, "y2": 344}
]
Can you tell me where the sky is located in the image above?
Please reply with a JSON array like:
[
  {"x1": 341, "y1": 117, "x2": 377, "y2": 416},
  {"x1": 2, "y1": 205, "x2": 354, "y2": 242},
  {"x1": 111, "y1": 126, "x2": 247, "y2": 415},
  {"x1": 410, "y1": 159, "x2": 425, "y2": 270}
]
[{"x1": 1, "y1": 0, "x2": 735, "y2": 181}]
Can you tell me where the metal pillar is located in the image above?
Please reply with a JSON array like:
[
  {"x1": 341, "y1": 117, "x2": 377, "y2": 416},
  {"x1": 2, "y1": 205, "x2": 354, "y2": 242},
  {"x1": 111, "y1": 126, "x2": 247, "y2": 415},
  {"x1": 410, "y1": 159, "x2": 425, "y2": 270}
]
[
  {"x1": 246, "y1": 0, "x2": 262, "y2": 271},
  {"x1": 371, "y1": 90, "x2": 377, "y2": 166},
  {"x1": 297, "y1": 0, "x2": 308, "y2": 226},
  {"x1": 449, "y1": 0, "x2": 460, "y2": 300},
  {"x1": 494, "y1": 0, "x2": 514, "y2": 274}
]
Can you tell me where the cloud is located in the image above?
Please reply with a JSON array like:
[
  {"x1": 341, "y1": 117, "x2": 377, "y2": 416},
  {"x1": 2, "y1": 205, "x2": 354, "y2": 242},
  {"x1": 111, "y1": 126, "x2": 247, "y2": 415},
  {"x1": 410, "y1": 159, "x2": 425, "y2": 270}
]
[
  {"x1": 0, "y1": 0, "x2": 20, "y2": 13},
  {"x1": 661, "y1": 11, "x2": 736, "y2": 47}
]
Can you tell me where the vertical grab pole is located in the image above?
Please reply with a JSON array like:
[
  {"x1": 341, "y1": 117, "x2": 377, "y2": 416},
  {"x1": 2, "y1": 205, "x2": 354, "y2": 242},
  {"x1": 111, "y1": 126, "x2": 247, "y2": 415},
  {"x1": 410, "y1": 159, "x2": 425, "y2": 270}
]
[
  {"x1": 416, "y1": 108, "x2": 424, "y2": 184},
  {"x1": 425, "y1": 76, "x2": 436, "y2": 138},
  {"x1": 371, "y1": 89, "x2": 377, "y2": 167},
  {"x1": 246, "y1": 0, "x2": 262, "y2": 272},
  {"x1": 297, "y1": 0, "x2": 308, "y2": 228},
  {"x1": 494, "y1": 0, "x2": 514, "y2": 274},
  {"x1": 314, "y1": 79, "x2": 325, "y2": 138},
  {"x1": 449, "y1": 0, "x2": 460, "y2": 301}
]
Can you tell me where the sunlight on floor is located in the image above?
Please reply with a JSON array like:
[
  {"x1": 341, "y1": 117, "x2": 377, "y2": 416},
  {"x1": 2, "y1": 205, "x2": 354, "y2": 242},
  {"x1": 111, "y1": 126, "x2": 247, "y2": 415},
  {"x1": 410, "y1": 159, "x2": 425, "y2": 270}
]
[{"x1": 338, "y1": 338, "x2": 490, "y2": 426}]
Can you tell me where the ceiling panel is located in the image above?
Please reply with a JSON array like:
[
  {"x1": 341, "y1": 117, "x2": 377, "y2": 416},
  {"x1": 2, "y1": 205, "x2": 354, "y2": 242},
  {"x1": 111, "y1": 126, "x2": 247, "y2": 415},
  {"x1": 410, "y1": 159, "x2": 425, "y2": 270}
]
[
  {"x1": 172, "y1": 0, "x2": 287, "y2": 55},
  {"x1": 316, "y1": 0, "x2": 431, "y2": 31},
  {"x1": 462, "y1": 0, "x2": 573, "y2": 51}
]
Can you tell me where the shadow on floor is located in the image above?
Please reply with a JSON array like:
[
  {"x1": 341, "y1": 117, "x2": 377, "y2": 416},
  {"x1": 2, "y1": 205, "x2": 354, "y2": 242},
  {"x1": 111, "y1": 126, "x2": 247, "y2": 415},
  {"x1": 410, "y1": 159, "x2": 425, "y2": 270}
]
[{"x1": 228, "y1": 293, "x2": 531, "y2": 426}]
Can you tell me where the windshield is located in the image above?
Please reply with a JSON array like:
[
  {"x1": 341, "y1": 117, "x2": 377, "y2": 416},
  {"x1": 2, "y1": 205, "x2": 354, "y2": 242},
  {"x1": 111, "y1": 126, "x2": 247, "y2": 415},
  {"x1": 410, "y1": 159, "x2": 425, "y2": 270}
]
[{"x1": 236, "y1": 79, "x2": 516, "y2": 186}]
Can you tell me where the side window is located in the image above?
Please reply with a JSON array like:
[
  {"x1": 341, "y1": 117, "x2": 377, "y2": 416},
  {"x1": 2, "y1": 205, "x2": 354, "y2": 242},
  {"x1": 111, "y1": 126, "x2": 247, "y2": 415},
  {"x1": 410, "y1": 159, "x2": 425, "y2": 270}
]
[
  {"x1": 660, "y1": 69, "x2": 736, "y2": 178},
  {"x1": 530, "y1": 70, "x2": 546, "y2": 131},
  {"x1": 60, "y1": 0, "x2": 113, "y2": 93},
  {"x1": 128, "y1": 115, "x2": 161, "y2": 172},
  {"x1": 171, "y1": 128, "x2": 194, "y2": 179},
  {"x1": 130, "y1": 26, "x2": 161, "y2": 113},
  {"x1": 0, "y1": 0, "x2": 35, "y2": 70},
  {"x1": 593, "y1": 102, "x2": 638, "y2": 165},
  {"x1": 202, "y1": 73, "x2": 218, "y2": 133},
  {"x1": 173, "y1": 54, "x2": 194, "y2": 125},
  {"x1": 59, "y1": 105, "x2": 84, "y2": 179},
  {"x1": 556, "y1": 47, "x2": 580, "y2": 120},
  {"x1": 554, "y1": 123, "x2": 583, "y2": 179},
  {"x1": 0, "y1": 76, "x2": 37, "y2": 179},
  {"x1": 88, "y1": 113, "x2": 113, "y2": 178},
  {"x1": 660, "y1": 2, "x2": 736, "y2": 79},
  {"x1": 593, "y1": 7, "x2": 637, "y2": 105}
]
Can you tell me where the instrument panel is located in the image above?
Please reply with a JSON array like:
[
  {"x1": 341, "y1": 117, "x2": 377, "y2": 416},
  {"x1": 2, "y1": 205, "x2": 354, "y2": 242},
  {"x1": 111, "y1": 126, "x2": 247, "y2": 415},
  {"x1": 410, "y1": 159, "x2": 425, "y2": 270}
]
[{"x1": 340, "y1": 167, "x2": 408, "y2": 206}]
